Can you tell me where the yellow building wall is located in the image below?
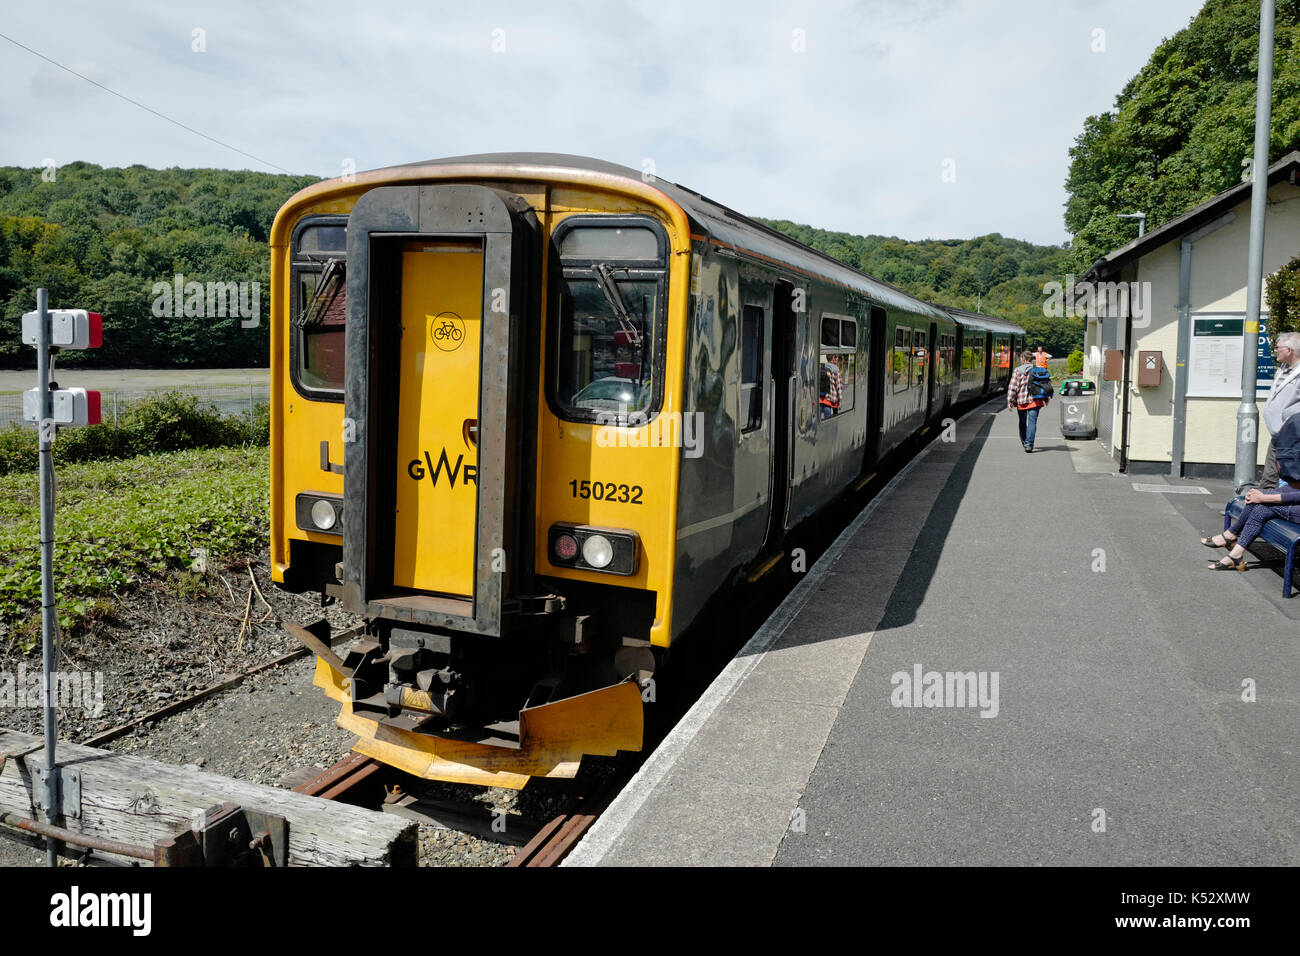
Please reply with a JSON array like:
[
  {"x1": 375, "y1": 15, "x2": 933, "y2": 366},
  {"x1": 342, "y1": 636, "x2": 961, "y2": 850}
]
[{"x1": 1123, "y1": 182, "x2": 1300, "y2": 466}]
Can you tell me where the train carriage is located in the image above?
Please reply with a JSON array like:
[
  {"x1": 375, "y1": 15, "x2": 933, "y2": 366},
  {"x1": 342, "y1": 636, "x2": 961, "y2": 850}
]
[{"x1": 269, "y1": 154, "x2": 1023, "y2": 788}]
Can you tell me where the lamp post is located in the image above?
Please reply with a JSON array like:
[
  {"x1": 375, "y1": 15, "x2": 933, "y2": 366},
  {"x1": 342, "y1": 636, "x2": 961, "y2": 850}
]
[
  {"x1": 1236, "y1": 0, "x2": 1275, "y2": 492},
  {"x1": 1117, "y1": 212, "x2": 1146, "y2": 238}
]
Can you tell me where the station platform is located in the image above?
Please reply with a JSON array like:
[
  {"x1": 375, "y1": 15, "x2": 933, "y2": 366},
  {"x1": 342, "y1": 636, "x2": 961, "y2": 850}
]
[{"x1": 566, "y1": 398, "x2": 1300, "y2": 866}]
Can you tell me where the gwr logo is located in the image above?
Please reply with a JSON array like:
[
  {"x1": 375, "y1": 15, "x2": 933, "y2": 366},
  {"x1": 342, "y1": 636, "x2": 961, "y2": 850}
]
[{"x1": 408, "y1": 448, "x2": 478, "y2": 486}]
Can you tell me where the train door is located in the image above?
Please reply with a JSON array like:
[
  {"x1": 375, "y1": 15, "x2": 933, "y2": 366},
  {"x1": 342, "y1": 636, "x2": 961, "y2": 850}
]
[
  {"x1": 760, "y1": 279, "x2": 796, "y2": 551},
  {"x1": 393, "y1": 242, "x2": 482, "y2": 596},
  {"x1": 866, "y1": 306, "x2": 886, "y2": 465},
  {"x1": 340, "y1": 183, "x2": 537, "y2": 638},
  {"x1": 983, "y1": 336, "x2": 993, "y2": 392},
  {"x1": 925, "y1": 322, "x2": 938, "y2": 419}
]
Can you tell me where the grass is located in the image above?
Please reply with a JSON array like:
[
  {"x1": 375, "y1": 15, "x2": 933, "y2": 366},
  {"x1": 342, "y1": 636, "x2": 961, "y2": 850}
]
[{"x1": 0, "y1": 445, "x2": 268, "y2": 652}]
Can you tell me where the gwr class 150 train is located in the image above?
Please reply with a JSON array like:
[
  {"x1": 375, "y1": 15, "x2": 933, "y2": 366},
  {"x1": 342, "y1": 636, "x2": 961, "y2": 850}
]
[{"x1": 269, "y1": 153, "x2": 1025, "y2": 788}]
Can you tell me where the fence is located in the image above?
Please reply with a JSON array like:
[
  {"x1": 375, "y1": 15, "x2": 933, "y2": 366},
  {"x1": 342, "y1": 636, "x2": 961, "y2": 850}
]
[{"x1": 0, "y1": 384, "x2": 271, "y2": 430}]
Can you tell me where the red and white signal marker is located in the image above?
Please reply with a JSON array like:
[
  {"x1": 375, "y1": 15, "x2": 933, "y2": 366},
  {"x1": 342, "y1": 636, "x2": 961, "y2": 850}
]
[{"x1": 22, "y1": 309, "x2": 102, "y2": 349}]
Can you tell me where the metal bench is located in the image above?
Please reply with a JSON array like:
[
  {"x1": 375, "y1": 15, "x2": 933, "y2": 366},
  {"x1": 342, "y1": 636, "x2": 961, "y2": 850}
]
[{"x1": 1224, "y1": 496, "x2": 1300, "y2": 598}]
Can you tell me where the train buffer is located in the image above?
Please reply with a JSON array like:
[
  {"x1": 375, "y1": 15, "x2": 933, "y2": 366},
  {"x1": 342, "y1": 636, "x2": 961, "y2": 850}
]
[{"x1": 565, "y1": 399, "x2": 1300, "y2": 866}]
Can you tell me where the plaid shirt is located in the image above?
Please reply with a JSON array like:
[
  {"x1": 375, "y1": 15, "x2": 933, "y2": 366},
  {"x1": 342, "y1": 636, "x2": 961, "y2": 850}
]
[
  {"x1": 821, "y1": 362, "x2": 843, "y2": 408},
  {"x1": 1008, "y1": 363, "x2": 1045, "y2": 409}
]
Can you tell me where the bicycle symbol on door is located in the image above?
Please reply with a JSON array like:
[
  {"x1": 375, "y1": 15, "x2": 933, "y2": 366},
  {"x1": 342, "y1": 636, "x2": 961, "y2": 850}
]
[{"x1": 429, "y1": 312, "x2": 466, "y2": 352}]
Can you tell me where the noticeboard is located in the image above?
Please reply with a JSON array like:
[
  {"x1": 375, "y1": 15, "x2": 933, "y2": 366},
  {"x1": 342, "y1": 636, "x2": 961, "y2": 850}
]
[{"x1": 1187, "y1": 314, "x2": 1272, "y2": 398}]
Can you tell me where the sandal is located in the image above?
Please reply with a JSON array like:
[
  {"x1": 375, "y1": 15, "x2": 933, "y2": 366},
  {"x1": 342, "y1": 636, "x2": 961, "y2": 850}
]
[
  {"x1": 1208, "y1": 555, "x2": 1247, "y2": 571},
  {"x1": 1200, "y1": 533, "x2": 1236, "y2": 548}
]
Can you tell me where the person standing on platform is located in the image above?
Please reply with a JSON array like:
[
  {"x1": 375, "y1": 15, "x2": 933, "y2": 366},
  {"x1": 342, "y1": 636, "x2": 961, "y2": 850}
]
[
  {"x1": 1008, "y1": 350, "x2": 1052, "y2": 453},
  {"x1": 1035, "y1": 346, "x2": 1050, "y2": 369},
  {"x1": 1260, "y1": 332, "x2": 1300, "y2": 488}
]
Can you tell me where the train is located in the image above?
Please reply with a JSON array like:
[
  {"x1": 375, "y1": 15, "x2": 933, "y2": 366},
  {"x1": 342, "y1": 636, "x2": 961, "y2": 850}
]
[{"x1": 267, "y1": 154, "x2": 1026, "y2": 788}]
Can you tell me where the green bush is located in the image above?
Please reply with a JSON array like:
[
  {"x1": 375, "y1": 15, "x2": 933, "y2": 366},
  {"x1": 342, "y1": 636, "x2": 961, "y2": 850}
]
[
  {"x1": 55, "y1": 423, "x2": 131, "y2": 463},
  {"x1": 0, "y1": 426, "x2": 37, "y2": 474},
  {"x1": 1067, "y1": 349, "x2": 1084, "y2": 374},
  {"x1": 0, "y1": 391, "x2": 268, "y2": 476},
  {"x1": 1266, "y1": 255, "x2": 1300, "y2": 345},
  {"x1": 251, "y1": 401, "x2": 270, "y2": 446},
  {"x1": 121, "y1": 391, "x2": 243, "y2": 453}
]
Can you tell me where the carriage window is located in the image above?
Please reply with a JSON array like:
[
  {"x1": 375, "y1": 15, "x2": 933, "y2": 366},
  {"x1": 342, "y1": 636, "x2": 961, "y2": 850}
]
[
  {"x1": 818, "y1": 313, "x2": 855, "y2": 419},
  {"x1": 551, "y1": 217, "x2": 668, "y2": 422},
  {"x1": 291, "y1": 221, "x2": 348, "y2": 397},
  {"x1": 840, "y1": 319, "x2": 857, "y2": 350},
  {"x1": 893, "y1": 326, "x2": 909, "y2": 393},
  {"x1": 741, "y1": 305, "x2": 763, "y2": 432},
  {"x1": 821, "y1": 317, "x2": 840, "y2": 348}
]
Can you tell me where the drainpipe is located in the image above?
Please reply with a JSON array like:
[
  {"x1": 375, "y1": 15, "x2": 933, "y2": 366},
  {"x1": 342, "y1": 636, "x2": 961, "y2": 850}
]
[
  {"x1": 1121, "y1": 311, "x2": 1133, "y2": 472},
  {"x1": 1170, "y1": 213, "x2": 1236, "y2": 478}
]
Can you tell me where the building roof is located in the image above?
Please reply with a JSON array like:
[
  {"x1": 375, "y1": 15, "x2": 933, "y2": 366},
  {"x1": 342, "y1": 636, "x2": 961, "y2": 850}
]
[{"x1": 1081, "y1": 151, "x2": 1300, "y2": 282}]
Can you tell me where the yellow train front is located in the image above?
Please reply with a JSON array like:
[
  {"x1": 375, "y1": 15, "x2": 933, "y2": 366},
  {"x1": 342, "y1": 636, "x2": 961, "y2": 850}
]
[{"x1": 269, "y1": 153, "x2": 1022, "y2": 789}]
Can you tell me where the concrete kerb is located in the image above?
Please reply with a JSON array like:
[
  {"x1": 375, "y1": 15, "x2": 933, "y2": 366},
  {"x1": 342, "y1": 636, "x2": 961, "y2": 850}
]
[{"x1": 563, "y1": 398, "x2": 1001, "y2": 866}]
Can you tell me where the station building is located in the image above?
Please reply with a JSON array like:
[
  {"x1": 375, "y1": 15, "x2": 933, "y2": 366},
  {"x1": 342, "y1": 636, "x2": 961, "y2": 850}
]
[{"x1": 1079, "y1": 151, "x2": 1300, "y2": 476}]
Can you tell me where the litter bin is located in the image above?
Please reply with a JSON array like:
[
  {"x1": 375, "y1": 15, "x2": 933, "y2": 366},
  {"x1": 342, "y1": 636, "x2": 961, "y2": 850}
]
[{"x1": 1060, "y1": 378, "x2": 1097, "y2": 439}]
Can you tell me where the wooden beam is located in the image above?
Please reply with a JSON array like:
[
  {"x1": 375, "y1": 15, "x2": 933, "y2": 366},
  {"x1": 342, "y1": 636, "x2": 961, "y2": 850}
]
[{"x1": 0, "y1": 729, "x2": 417, "y2": 866}]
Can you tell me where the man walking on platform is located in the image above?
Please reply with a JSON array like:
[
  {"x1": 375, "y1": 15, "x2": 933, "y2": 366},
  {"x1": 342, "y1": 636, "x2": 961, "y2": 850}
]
[
  {"x1": 1008, "y1": 350, "x2": 1052, "y2": 453},
  {"x1": 1261, "y1": 332, "x2": 1300, "y2": 487}
]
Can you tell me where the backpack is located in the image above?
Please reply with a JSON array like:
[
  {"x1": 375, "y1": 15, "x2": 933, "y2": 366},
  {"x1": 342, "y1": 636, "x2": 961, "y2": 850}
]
[{"x1": 1027, "y1": 365, "x2": 1054, "y2": 402}]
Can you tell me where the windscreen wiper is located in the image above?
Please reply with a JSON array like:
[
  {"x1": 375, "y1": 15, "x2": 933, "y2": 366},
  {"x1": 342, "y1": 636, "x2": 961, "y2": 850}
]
[
  {"x1": 296, "y1": 258, "x2": 345, "y2": 328},
  {"x1": 592, "y1": 263, "x2": 642, "y2": 347}
]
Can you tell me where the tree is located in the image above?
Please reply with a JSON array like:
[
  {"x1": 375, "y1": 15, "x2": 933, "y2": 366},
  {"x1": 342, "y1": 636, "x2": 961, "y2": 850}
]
[{"x1": 1065, "y1": 0, "x2": 1300, "y2": 272}]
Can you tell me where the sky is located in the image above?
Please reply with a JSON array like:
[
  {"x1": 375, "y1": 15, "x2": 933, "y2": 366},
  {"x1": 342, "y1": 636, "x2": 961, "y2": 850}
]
[{"x1": 0, "y1": 0, "x2": 1208, "y2": 247}]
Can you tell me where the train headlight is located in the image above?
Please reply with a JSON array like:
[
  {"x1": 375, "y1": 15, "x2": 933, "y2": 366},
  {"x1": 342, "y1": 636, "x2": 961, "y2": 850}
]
[
  {"x1": 295, "y1": 493, "x2": 343, "y2": 537},
  {"x1": 547, "y1": 524, "x2": 638, "y2": 576},
  {"x1": 581, "y1": 534, "x2": 614, "y2": 569},
  {"x1": 311, "y1": 499, "x2": 337, "y2": 531}
]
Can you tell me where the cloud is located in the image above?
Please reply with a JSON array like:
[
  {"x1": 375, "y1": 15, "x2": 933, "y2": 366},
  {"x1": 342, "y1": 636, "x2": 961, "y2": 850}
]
[{"x1": 0, "y1": 0, "x2": 1206, "y2": 245}]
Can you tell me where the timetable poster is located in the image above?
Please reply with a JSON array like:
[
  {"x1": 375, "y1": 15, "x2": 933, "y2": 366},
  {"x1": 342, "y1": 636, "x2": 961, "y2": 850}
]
[{"x1": 1188, "y1": 314, "x2": 1272, "y2": 398}]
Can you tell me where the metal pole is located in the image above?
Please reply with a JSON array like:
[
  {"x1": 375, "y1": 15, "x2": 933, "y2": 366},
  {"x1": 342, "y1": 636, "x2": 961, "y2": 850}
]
[
  {"x1": 35, "y1": 288, "x2": 58, "y2": 867},
  {"x1": 1236, "y1": 0, "x2": 1276, "y2": 492},
  {"x1": 249, "y1": 383, "x2": 255, "y2": 437}
]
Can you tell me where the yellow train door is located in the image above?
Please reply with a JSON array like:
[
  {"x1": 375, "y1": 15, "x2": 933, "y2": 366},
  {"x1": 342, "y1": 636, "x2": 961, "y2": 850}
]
[{"x1": 393, "y1": 240, "x2": 483, "y2": 597}]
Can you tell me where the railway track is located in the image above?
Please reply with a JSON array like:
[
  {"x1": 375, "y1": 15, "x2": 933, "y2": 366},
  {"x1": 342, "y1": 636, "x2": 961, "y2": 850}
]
[
  {"x1": 294, "y1": 751, "x2": 630, "y2": 866},
  {"x1": 505, "y1": 775, "x2": 626, "y2": 867}
]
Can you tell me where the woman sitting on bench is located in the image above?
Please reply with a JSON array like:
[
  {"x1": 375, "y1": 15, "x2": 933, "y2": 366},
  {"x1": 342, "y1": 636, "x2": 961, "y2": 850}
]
[{"x1": 1203, "y1": 418, "x2": 1300, "y2": 571}]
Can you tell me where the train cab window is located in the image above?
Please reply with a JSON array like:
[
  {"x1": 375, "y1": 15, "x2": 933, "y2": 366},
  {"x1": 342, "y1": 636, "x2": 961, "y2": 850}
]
[
  {"x1": 290, "y1": 219, "x2": 348, "y2": 399},
  {"x1": 740, "y1": 305, "x2": 763, "y2": 432},
  {"x1": 818, "y1": 313, "x2": 855, "y2": 418},
  {"x1": 550, "y1": 217, "x2": 668, "y2": 422}
]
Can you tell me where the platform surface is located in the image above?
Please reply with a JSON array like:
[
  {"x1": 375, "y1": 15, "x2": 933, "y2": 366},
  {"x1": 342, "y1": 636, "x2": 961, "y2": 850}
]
[{"x1": 567, "y1": 399, "x2": 1300, "y2": 866}]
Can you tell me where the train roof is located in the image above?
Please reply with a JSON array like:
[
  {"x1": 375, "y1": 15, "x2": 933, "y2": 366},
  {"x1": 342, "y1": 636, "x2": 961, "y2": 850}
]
[
  {"x1": 390, "y1": 153, "x2": 1023, "y2": 333},
  {"x1": 940, "y1": 307, "x2": 1025, "y2": 335}
]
